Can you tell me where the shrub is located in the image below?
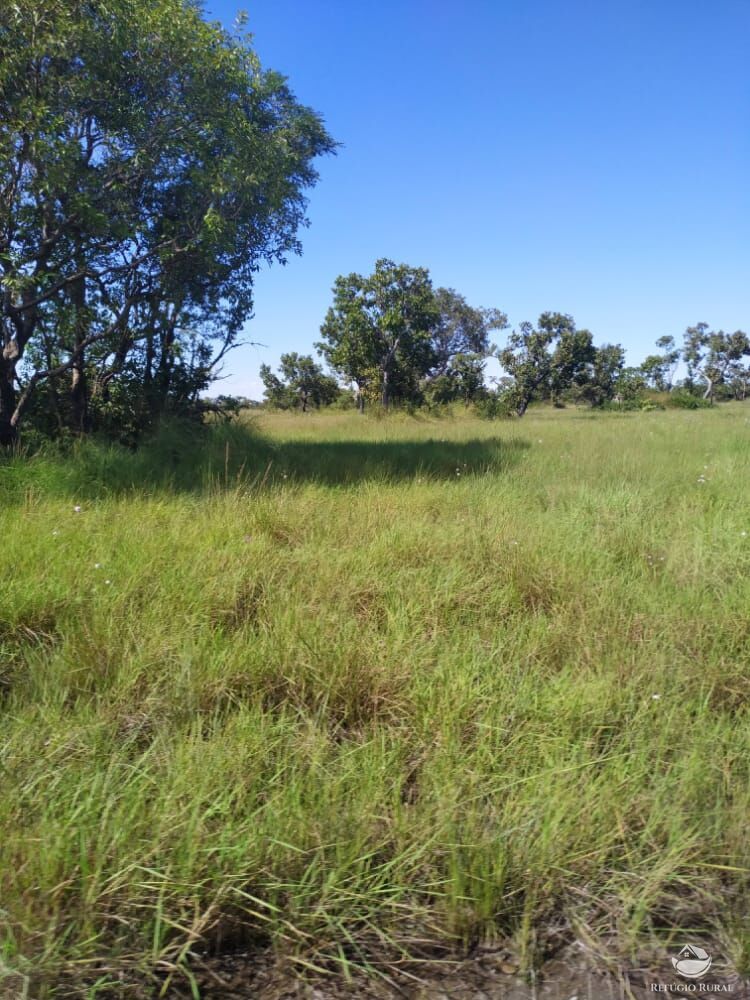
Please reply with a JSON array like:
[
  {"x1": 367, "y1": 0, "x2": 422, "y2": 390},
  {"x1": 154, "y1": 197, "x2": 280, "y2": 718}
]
[
  {"x1": 667, "y1": 389, "x2": 713, "y2": 410},
  {"x1": 474, "y1": 394, "x2": 514, "y2": 419}
]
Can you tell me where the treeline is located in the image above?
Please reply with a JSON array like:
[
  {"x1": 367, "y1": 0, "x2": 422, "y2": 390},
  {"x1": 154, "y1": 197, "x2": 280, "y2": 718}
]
[
  {"x1": 0, "y1": 0, "x2": 334, "y2": 445},
  {"x1": 3, "y1": 3, "x2": 746, "y2": 447},
  {"x1": 260, "y1": 259, "x2": 750, "y2": 416}
]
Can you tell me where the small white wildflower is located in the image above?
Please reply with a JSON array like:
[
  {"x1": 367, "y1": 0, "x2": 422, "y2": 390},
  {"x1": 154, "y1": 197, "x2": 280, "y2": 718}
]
[
  {"x1": 741, "y1": 531, "x2": 747, "y2": 538},
  {"x1": 52, "y1": 530, "x2": 59, "y2": 537},
  {"x1": 651, "y1": 693, "x2": 661, "y2": 700},
  {"x1": 104, "y1": 579, "x2": 112, "y2": 585},
  {"x1": 73, "y1": 505, "x2": 82, "y2": 513},
  {"x1": 94, "y1": 563, "x2": 102, "y2": 569}
]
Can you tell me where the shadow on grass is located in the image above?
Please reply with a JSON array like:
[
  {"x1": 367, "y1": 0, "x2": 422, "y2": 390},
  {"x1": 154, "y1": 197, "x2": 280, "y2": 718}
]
[{"x1": 1, "y1": 420, "x2": 530, "y2": 500}]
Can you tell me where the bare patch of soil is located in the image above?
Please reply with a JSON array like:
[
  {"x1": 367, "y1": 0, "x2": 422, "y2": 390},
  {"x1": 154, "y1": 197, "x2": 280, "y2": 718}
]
[{"x1": 159, "y1": 944, "x2": 748, "y2": 1000}]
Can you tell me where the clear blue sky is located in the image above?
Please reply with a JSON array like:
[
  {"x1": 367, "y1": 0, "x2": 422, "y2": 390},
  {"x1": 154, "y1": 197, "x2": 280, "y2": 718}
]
[{"x1": 204, "y1": 0, "x2": 750, "y2": 399}]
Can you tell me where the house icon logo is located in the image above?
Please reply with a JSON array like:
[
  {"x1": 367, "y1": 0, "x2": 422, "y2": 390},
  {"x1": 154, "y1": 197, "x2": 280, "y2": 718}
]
[{"x1": 671, "y1": 944, "x2": 712, "y2": 979}]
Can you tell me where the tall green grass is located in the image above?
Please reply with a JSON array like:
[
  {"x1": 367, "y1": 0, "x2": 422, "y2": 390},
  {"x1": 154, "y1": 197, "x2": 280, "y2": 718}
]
[{"x1": 1, "y1": 406, "x2": 749, "y2": 995}]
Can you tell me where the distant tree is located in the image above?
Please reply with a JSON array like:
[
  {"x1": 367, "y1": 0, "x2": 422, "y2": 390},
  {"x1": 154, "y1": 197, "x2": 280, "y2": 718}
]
[
  {"x1": 260, "y1": 353, "x2": 339, "y2": 411},
  {"x1": 683, "y1": 323, "x2": 750, "y2": 402},
  {"x1": 548, "y1": 321, "x2": 596, "y2": 405},
  {"x1": 317, "y1": 260, "x2": 438, "y2": 410},
  {"x1": 612, "y1": 367, "x2": 648, "y2": 406},
  {"x1": 727, "y1": 358, "x2": 750, "y2": 400},
  {"x1": 424, "y1": 352, "x2": 488, "y2": 405},
  {"x1": 573, "y1": 343, "x2": 626, "y2": 407},
  {"x1": 499, "y1": 312, "x2": 594, "y2": 416},
  {"x1": 640, "y1": 335, "x2": 680, "y2": 390},
  {"x1": 498, "y1": 321, "x2": 554, "y2": 417},
  {"x1": 640, "y1": 356, "x2": 669, "y2": 391}
]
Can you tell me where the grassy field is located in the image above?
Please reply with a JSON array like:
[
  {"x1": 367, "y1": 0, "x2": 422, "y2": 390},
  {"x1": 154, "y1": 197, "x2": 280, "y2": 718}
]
[{"x1": 2, "y1": 406, "x2": 749, "y2": 995}]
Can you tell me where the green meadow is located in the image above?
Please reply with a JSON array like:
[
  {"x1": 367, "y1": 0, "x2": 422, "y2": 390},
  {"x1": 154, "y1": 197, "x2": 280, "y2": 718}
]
[{"x1": 2, "y1": 407, "x2": 749, "y2": 995}]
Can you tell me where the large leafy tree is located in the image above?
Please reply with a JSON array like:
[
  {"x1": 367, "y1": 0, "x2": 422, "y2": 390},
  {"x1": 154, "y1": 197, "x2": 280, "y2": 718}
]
[
  {"x1": 0, "y1": 0, "x2": 334, "y2": 443},
  {"x1": 499, "y1": 312, "x2": 595, "y2": 416},
  {"x1": 572, "y1": 343, "x2": 626, "y2": 407},
  {"x1": 317, "y1": 259, "x2": 438, "y2": 410}
]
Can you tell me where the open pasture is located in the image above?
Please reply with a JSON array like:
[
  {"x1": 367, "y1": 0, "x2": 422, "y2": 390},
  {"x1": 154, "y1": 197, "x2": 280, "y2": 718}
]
[{"x1": 2, "y1": 407, "x2": 749, "y2": 994}]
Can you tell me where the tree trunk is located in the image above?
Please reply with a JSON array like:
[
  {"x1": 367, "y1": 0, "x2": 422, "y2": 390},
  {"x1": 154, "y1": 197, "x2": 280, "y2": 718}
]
[
  {"x1": 70, "y1": 360, "x2": 87, "y2": 431},
  {"x1": 381, "y1": 367, "x2": 389, "y2": 409},
  {"x1": 155, "y1": 312, "x2": 178, "y2": 416},
  {"x1": 70, "y1": 246, "x2": 89, "y2": 433},
  {"x1": 516, "y1": 397, "x2": 529, "y2": 417},
  {"x1": 356, "y1": 386, "x2": 364, "y2": 413},
  {"x1": 0, "y1": 358, "x2": 17, "y2": 446}
]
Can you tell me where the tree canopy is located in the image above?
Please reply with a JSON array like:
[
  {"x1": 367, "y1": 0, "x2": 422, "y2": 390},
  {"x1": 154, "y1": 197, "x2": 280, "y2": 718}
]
[
  {"x1": 316, "y1": 261, "x2": 505, "y2": 410},
  {"x1": 0, "y1": 0, "x2": 334, "y2": 443}
]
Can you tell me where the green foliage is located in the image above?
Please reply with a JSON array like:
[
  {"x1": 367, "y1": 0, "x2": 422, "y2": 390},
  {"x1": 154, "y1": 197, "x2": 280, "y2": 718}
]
[
  {"x1": 430, "y1": 288, "x2": 507, "y2": 375},
  {"x1": 682, "y1": 323, "x2": 750, "y2": 403},
  {"x1": 499, "y1": 313, "x2": 606, "y2": 415},
  {"x1": 666, "y1": 388, "x2": 714, "y2": 409},
  {"x1": 571, "y1": 343, "x2": 626, "y2": 407},
  {"x1": 317, "y1": 259, "x2": 439, "y2": 410},
  {"x1": 317, "y1": 264, "x2": 503, "y2": 411},
  {"x1": 424, "y1": 353, "x2": 488, "y2": 405},
  {"x1": 473, "y1": 391, "x2": 515, "y2": 419},
  {"x1": 260, "y1": 353, "x2": 340, "y2": 411},
  {"x1": 0, "y1": 0, "x2": 334, "y2": 442}
]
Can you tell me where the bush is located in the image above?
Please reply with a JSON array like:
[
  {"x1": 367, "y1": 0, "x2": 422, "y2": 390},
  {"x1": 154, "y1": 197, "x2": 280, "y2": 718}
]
[
  {"x1": 666, "y1": 389, "x2": 713, "y2": 410},
  {"x1": 329, "y1": 390, "x2": 357, "y2": 411},
  {"x1": 474, "y1": 394, "x2": 514, "y2": 419}
]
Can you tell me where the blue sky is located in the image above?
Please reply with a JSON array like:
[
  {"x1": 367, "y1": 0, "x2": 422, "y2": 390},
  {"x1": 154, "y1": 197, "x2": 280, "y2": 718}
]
[{"x1": 204, "y1": 0, "x2": 750, "y2": 398}]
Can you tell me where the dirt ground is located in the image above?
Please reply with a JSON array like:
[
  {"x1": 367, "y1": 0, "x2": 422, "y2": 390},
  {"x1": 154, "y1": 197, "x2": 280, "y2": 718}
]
[
  {"x1": 163, "y1": 944, "x2": 749, "y2": 1000},
  {"x1": 6, "y1": 942, "x2": 747, "y2": 999}
]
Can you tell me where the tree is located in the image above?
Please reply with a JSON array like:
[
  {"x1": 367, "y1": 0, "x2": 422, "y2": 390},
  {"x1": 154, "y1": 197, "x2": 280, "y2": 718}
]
[
  {"x1": 424, "y1": 353, "x2": 488, "y2": 405},
  {"x1": 726, "y1": 358, "x2": 750, "y2": 400},
  {"x1": 612, "y1": 367, "x2": 647, "y2": 407},
  {"x1": 260, "y1": 353, "x2": 339, "y2": 411},
  {"x1": 0, "y1": 0, "x2": 335, "y2": 443},
  {"x1": 573, "y1": 343, "x2": 626, "y2": 407},
  {"x1": 317, "y1": 260, "x2": 438, "y2": 410},
  {"x1": 430, "y1": 288, "x2": 507, "y2": 375},
  {"x1": 499, "y1": 312, "x2": 595, "y2": 416},
  {"x1": 682, "y1": 323, "x2": 750, "y2": 402},
  {"x1": 640, "y1": 335, "x2": 680, "y2": 391},
  {"x1": 548, "y1": 320, "x2": 596, "y2": 405}
]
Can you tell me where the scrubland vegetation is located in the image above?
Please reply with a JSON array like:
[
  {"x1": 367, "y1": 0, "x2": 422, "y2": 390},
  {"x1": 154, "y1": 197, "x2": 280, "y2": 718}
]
[{"x1": 2, "y1": 405, "x2": 749, "y2": 995}]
